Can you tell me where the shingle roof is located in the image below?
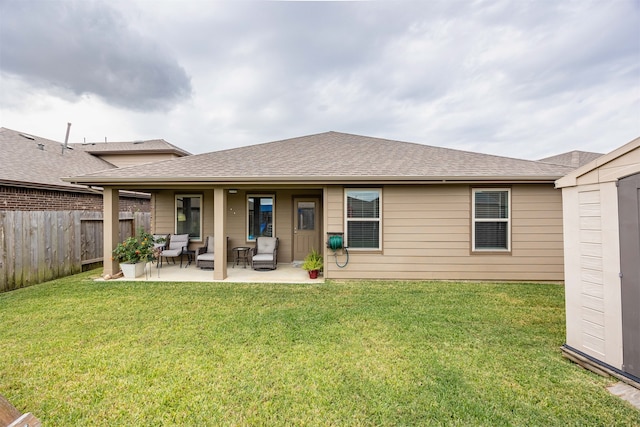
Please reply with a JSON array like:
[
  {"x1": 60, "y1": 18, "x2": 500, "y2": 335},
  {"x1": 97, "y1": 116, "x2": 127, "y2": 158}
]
[
  {"x1": 70, "y1": 139, "x2": 191, "y2": 156},
  {"x1": 0, "y1": 127, "x2": 116, "y2": 191},
  {"x1": 538, "y1": 150, "x2": 603, "y2": 169},
  {"x1": 66, "y1": 131, "x2": 572, "y2": 185}
]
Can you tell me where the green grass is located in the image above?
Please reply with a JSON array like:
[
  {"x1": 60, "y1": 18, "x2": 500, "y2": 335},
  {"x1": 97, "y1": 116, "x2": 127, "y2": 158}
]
[{"x1": 1, "y1": 271, "x2": 638, "y2": 426}]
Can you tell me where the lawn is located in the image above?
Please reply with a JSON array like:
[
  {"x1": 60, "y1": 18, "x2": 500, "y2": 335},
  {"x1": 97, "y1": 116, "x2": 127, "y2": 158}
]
[{"x1": 0, "y1": 271, "x2": 638, "y2": 426}]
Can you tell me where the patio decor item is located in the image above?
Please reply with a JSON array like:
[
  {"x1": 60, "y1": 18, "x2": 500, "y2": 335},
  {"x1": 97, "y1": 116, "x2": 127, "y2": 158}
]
[
  {"x1": 250, "y1": 237, "x2": 278, "y2": 270},
  {"x1": 158, "y1": 234, "x2": 190, "y2": 268},
  {"x1": 120, "y1": 262, "x2": 146, "y2": 279},
  {"x1": 302, "y1": 249, "x2": 323, "y2": 279},
  {"x1": 112, "y1": 229, "x2": 156, "y2": 278},
  {"x1": 196, "y1": 236, "x2": 215, "y2": 269}
]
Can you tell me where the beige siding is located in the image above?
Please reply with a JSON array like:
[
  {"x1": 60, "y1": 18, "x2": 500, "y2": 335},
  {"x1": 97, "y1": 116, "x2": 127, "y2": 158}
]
[
  {"x1": 98, "y1": 153, "x2": 180, "y2": 168},
  {"x1": 155, "y1": 188, "x2": 322, "y2": 264},
  {"x1": 325, "y1": 184, "x2": 564, "y2": 281}
]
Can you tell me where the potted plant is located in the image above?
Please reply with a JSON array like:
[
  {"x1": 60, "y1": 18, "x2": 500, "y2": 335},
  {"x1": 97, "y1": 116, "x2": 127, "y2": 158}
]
[
  {"x1": 302, "y1": 249, "x2": 323, "y2": 279},
  {"x1": 112, "y1": 228, "x2": 157, "y2": 278}
]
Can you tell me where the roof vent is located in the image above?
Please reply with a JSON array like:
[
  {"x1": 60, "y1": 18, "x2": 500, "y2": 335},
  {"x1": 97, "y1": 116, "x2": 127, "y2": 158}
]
[
  {"x1": 133, "y1": 140, "x2": 145, "y2": 144},
  {"x1": 19, "y1": 133, "x2": 35, "y2": 140},
  {"x1": 37, "y1": 143, "x2": 45, "y2": 150}
]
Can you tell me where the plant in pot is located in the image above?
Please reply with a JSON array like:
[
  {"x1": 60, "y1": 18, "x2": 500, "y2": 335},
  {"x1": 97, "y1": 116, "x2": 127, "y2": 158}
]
[
  {"x1": 302, "y1": 249, "x2": 323, "y2": 279},
  {"x1": 112, "y1": 228, "x2": 157, "y2": 278}
]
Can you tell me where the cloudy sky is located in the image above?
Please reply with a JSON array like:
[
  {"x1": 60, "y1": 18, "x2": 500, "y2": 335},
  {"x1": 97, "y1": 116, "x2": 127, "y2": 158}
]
[{"x1": 1, "y1": 0, "x2": 638, "y2": 160}]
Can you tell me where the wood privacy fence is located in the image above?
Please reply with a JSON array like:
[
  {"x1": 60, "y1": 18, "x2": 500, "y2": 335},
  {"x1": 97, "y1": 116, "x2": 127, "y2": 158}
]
[{"x1": 0, "y1": 211, "x2": 151, "y2": 293}]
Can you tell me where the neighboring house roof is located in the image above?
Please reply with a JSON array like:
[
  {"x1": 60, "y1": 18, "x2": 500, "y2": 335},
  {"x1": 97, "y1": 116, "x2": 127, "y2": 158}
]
[
  {"x1": 0, "y1": 127, "x2": 116, "y2": 192},
  {"x1": 65, "y1": 131, "x2": 573, "y2": 186},
  {"x1": 556, "y1": 136, "x2": 640, "y2": 188},
  {"x1": 538, "y1": 150, "x2": 603, "y2": 169},
  {"x1": 71, "y1": 139, "x2": 191, "y2": 156}
]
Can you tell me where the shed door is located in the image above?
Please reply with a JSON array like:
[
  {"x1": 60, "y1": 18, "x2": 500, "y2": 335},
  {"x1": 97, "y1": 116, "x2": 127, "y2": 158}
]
[{"x1": 619, "y1": 172, "x2": 640, "y2": 378}]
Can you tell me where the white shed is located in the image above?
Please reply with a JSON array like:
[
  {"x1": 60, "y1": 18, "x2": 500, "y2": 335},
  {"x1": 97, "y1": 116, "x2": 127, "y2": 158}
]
[{"x1": 556, "y1": 136, "x2": 640, "y2": 386}]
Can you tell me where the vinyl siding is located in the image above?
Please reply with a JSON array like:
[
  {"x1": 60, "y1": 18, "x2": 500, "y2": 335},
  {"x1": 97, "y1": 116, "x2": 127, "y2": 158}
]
[
  {"x1": 325, "y1": 184, "x2": 564, "y2": 281},
  {"x1": 97, "y1": 153, "x2": 181, "y2": 168}
]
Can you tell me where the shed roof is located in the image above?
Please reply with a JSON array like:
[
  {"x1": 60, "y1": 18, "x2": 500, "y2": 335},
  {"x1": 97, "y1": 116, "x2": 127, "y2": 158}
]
[
  {"x1": 0, "y1": 127, "x2": 116, "y2": 192},
  {"x1": 556, "y1": 136, "x2": 640, "y2": 188},
  {"x1": 66, "y1": 131, "x2": 572, "y2": 186}
]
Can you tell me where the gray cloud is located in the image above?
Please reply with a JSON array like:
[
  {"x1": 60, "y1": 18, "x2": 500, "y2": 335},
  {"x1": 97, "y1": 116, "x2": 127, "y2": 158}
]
[
  {"x1": 0, "y1": 0, "x2": 637, "y2": 159},
  {"x1": 0, "y1": 0, "x2": 192, "y2": 111}
]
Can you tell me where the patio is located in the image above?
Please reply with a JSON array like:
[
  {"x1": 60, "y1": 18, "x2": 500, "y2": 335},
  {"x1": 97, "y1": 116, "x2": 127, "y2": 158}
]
[{"x1": 104, "y1": 262, "x2": 324, "y2": 284}]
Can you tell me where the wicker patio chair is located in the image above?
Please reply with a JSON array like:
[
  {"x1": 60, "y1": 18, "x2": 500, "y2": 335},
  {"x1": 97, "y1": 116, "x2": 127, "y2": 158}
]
[
  {"x1": 196, "y1": 236, "x2": 215, "y2": 269},
  {"x1": 250, "y1": 236, "x2": 279, "y2": 270}
]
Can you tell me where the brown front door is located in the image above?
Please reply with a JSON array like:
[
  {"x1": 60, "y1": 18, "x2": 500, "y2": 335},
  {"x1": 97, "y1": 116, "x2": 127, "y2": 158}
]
[
  {"x1": 293, "y1": 198, "x2": 321, "y2": 261},
  {"x1": 619, "y1": 172, "x2": 640, "y2": 378}
]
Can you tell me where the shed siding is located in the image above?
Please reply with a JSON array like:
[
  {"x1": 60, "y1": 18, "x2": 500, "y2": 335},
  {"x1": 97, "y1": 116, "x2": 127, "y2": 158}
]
[
  {"x1": 562, "y1": 182, "x2": 623, "y2": 368},
  {"x1": 325, "y1": 184, "x2": 563, "y2": 281}
]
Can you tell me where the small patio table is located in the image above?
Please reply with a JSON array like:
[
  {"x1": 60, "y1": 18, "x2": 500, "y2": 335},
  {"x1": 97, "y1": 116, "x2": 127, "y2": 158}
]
[{"x1": 233, "y1": 247, "x2": 250, "y2": 268}]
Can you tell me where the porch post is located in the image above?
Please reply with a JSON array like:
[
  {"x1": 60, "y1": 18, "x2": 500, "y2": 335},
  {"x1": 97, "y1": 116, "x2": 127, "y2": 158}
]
[
  {"x1": 213, "y1": 187, "x2": 227, "y2": 280},
  {"x1": 103, "y1": 187, "x2": 120, "y2": 277}
]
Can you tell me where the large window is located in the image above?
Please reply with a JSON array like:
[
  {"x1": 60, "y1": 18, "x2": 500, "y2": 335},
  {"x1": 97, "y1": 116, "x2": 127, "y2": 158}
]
[
  {"x1": 176, "y1": 194, "x2": 202, "y2": 241},
  {"x1": 345, "y1": 189, "x2": 381, "y2": 250},
  {"x1": 472, "y1": 189, "x2": 510, "y2": 251},
  {"x1": 248, "y1": 195, "x2": 274, "y2": 241}
]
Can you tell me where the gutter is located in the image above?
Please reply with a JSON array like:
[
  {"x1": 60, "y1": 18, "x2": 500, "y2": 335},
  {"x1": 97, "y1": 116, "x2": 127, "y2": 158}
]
[{"x1": 62, "y1": 175, "x2": 564, "y2": 187}]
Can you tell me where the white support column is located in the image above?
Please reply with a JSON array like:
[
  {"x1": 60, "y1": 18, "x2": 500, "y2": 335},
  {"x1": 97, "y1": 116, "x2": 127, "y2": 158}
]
[
  {"x1": 213, "y1": 187, "x2": 227, "y2": 280},
  {"x1": 103, "y1": 187, "x2": 120, "y2": 277}
]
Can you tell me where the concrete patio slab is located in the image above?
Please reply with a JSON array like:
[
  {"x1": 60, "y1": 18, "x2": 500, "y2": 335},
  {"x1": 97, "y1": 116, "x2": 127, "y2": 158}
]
[{"x1": 102, "y1": 262, "x2": 324, "y2": 284}]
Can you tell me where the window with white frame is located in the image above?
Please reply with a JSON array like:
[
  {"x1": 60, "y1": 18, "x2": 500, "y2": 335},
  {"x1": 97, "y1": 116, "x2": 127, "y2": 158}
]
[
  {"x1": 247, "y1": 195, "x2": 274, "y2": 241},
  {"x1": 345, "y1": 189, "x2": 381, "y2": 250},
  {"x1": 472, "y1": 188, "x2": 510, "y2": 251},
  {"x1": 175, "y1": 194, "x2": 202, "y2": 241}
]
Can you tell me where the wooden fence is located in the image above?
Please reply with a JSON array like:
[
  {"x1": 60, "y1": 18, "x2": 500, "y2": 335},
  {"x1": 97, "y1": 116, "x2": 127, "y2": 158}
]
[{"x1": 0, "y1": 211, "x2": 151, "y2": 293}]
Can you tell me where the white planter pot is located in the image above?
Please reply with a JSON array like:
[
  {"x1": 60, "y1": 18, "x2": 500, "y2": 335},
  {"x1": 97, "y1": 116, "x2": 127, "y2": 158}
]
[{"x1": 120, "y1": 262, "x2": 146, "y2": 279}]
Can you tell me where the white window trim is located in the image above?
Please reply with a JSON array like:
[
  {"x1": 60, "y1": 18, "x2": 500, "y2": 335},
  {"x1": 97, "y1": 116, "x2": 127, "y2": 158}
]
[
  {"x1": 344, "y1": 188, "x2": 382, "y2": 251},
  {"x1": 472, "y1": 188, "x2": 511, "y2": 252},
  {"x1": 247, "y1": 194, "x2": 275, "y2": 242},
  {"x1": 175, "y1": 194, "x2": 203, "y2": 242}
]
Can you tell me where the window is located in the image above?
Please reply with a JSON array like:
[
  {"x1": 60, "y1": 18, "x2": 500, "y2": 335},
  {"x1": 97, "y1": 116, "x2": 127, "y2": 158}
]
[
  {"x1": 248, "y1": 195, "x2": 274, "y2": 241},
  {"x1": 175, "y1": 194, "x2": 202, "y2": 241},
  {"x1": 345, "y1": 189, "x2": 381, "y2": 250},
  {"x1": 472, "y1": 189, "x2": 510, "y2": 251}
]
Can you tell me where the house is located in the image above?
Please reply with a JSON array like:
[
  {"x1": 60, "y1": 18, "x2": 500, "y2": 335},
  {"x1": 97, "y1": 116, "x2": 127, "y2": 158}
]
[
  {"x1": 0, "y1": 127, "x2": 192, "y2": 291},
  {"x1": 65, "y1": 131, "x2": 573, "y2": 282},
  {"x1": 70, "y1": 138, "x2": 191, "y2": 168},
  {"x1": 556, "y1": 136, "x2": 640, "y2": 385},
  {"x1": 0, "y1": 127, "x2": 190, "y2": 212},
  {"x1": 539, "y1": 150, "x2": 603, "y2": 169}
]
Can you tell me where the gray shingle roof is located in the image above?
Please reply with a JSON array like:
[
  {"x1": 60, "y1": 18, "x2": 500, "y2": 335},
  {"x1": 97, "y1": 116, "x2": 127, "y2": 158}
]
[
  {"x1": 67, "y1": 131, "x2": 572, "y2": 185},
  {"x1": 70, "y1": 139, "x2": 191, "y2": 156},
  {"x1": 538, "y1": 150, "x2": 603, "y2": 169},
  {"x1": 0, "y1": 127, "x2": 116, "y2": 191}
]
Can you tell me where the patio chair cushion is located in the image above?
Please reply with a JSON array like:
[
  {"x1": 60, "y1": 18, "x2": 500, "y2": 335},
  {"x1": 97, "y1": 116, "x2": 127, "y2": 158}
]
[
  {"x1": 256, "y1": 237, "x2": 276, "y2": 254},
  {"x1": 160, "y1": 234, "x2": 189, "y2": 257},
  {"x1": 197, "y1": 252, "x2": 215, "y2": 262},
  {"x1": 252, "y1": 253, "x2": 273, "y2": 262}
]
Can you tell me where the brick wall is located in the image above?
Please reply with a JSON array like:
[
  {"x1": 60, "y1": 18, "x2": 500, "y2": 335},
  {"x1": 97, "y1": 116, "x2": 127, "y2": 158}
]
[{"x1": 0, "y1": 186, "x2": 150, "y2": 212}]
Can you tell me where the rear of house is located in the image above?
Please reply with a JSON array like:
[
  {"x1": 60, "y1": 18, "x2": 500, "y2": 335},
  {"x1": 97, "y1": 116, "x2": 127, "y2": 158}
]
[{"x1": 66, "y1": 132, "x2": 571, "y2": 282}]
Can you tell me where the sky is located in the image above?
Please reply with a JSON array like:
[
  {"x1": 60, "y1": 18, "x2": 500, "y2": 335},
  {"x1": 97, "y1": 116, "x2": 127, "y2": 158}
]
[{"x1": 1, "y1": 0, "x2": 639, "y2": 160}]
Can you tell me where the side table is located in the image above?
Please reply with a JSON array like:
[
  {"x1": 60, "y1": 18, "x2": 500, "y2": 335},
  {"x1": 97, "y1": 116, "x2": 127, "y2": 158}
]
[
  {"x1": 233, "y1": 246, "x2": 250, "y2": 268},
  {"x1": 181, "y1": 249, "x2": 195, "y2": 268}
]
